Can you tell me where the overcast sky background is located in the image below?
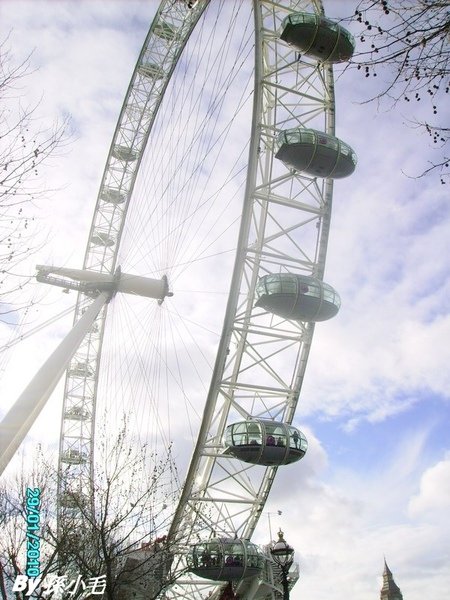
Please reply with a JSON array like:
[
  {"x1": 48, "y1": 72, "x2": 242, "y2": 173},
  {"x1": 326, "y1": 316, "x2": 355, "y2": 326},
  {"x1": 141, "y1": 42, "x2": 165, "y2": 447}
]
[{"x1": 1, "y1": 1, "x2": 449, "y2": 599}]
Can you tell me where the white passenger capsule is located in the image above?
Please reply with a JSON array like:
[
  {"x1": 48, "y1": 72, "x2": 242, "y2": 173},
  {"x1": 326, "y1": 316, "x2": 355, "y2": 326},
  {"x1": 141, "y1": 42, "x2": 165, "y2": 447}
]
[
  {"x1": 276, "y1": 128, "x2": 357, "y2": 179},
  {"x1": 225, "y1": 420, "x2": 307, "y2": 466},
  {"x1": 255, "y1": 273, "x2": 340, "y2": 322},
  {"x1": 280, "y1": 12, "x2": 355, "y2": 63},
  {"x1": 188, "y1": 538, "x2": 263, "y2": 582}
]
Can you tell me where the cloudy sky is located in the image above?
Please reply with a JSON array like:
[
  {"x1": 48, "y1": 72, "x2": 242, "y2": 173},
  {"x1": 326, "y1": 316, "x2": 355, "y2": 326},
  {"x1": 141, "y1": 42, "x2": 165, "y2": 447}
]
[{"x1": 1, "y1": 1, "x2": 449, "y2": 599}]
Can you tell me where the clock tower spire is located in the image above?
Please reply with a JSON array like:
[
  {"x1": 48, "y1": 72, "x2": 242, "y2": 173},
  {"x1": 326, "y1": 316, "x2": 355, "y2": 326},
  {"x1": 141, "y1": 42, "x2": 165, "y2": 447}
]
[{"x1": 380, "y1": 559, "x2": 403, "y2": 600}]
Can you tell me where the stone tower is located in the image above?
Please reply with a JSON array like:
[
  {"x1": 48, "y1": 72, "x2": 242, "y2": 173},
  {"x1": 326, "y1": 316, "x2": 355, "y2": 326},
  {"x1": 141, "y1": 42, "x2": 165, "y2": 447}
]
[{"x1": 380, "y1": 559, "x2": 403, "y2": 600}]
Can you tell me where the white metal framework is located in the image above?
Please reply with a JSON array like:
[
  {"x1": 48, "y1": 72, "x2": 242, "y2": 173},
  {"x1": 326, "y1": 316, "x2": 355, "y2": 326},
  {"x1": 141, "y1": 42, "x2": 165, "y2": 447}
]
[{"x1": 39, "y1": 1, "x2": 343, "y2": 598}]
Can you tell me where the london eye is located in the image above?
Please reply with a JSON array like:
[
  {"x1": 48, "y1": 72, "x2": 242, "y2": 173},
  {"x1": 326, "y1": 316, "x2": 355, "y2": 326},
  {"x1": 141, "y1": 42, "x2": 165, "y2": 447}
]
[{"x1": 0, "y1": 1, "x2": 356, "y2": 598}]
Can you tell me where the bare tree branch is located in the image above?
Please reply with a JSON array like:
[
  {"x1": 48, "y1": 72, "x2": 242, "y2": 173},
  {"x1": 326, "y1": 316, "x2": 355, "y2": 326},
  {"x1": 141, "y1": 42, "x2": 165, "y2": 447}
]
[
  {"x1": 0, "y1": 37, "x2": 70, "y2": 318},
  {"x1": 343, "y1": 0, "x2": 449, "y2": 183}
]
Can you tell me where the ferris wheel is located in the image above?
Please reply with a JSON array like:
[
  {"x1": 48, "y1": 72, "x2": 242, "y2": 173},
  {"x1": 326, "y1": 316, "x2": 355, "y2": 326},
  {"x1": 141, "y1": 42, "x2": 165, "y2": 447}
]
[{"x1": 1, "y1": 0, "x2": 356, "y2": 598}]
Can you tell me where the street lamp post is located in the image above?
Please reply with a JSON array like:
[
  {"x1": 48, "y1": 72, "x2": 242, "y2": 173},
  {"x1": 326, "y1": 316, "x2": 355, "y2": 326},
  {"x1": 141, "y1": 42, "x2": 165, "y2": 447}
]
[{"x1": 270, "y1": 529, "x2": 295, "y2": 600}]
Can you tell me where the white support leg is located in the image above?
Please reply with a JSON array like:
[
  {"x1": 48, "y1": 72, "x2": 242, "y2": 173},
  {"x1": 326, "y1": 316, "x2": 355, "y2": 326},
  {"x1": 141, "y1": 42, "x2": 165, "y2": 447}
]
[{"x1": 0, "y1": 292, "x2": 109, "y2": 475}]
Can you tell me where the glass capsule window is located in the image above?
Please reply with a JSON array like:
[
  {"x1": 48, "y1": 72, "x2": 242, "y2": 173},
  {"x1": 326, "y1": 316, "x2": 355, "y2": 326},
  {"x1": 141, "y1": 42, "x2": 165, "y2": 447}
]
[
  {"x1": 190, "y1": 543, "x2": 223, "y2": 569},
  {"x1": 277, "y1": 128, "x2": 353, "y2": 158},
  {"x1": 324, "y1": 19, "x2": 338, "y2": 32},
  {"x1": 322, "y1": 283, "x2": 341, "y2": 308},
  {"x1": 264, "y1": 422, "x2": 287, "y2": 447},
  {"x1": 91, "y1": 232, "x2": 114, "y2": 247},
  {"x1": 288, "y1": 427, "x2": 308, "y2": 453},
  {"x1": 265, "y1": 273, "x2": 297, "y2": 295},
  {"x1": 342, "y1": 28, "x2": 355, "y2": 47},
  {"x1": 225, "y1": 421, "x2": 262, "y2": 446},
  {"x1": 256, "y1": 273, "x2": 337, "y2": 304},
  {"x1": 277, "y1": 129, "x2": 316, "y2": 146},
  {"x1": 112, "y1": 145, "x2": 139, "y2": 161},
  {"x1": 154, "y1": 21, "x2": 176, "y2": 41},
  {"x1": 101, "y1": 187, "x2": 126, "y2": 204},
  {"x1": 318, "y1": 16, "x2": 355, "y2": 47},
  {"x1": 62, "y1": 449, "x2": 86, "y2": 464},
  {"x1": 304, "y1": 277, "x2": 320, "y2": 298},
  {"x1": 339, "y1": 141, "x2": 358, "y2": 166},
  {"x1": 224, "y1": 543, "x2": 244, "y2": 567},
  {"x1": 292, "y1": 13, "x2": 315, "y2": 25}
]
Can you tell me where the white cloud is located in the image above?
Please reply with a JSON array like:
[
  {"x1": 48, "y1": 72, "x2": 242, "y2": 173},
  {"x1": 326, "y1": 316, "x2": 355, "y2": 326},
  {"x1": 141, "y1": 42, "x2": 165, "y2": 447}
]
[
  {"x1": 408, "y1": 453, "x2": 450, "y2": 519},
  {"x1": 301, "y1": 168, "x2": 450, "y2": 423}
]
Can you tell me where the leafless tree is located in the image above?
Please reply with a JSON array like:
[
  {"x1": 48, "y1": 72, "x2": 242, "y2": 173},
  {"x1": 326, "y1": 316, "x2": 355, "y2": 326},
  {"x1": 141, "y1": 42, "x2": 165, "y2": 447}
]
[
  {"x1": 0, "y1": 448, "x2": 62, "y2": 600},
  {"x1": 345, "y1": 0, "x2": 449, "y2": 182},
  {"x1": 0, "y1": 37, "x2": 68, "y2": 319},
  {"x1": 55, "y1": 424, "x2": 181, "y2": 600},
  {"x1": 0, "y1": 425, "x2": 183, "y2": 600}
]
